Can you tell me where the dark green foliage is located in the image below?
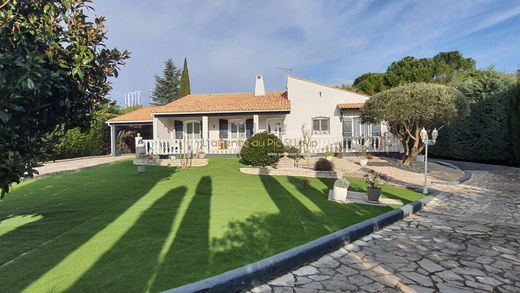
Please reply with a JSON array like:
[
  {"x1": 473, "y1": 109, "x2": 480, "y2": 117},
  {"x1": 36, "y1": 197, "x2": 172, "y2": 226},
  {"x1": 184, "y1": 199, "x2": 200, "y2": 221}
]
[
  {"x1": 240, "y1": 132, "x2": 284, "y2": 166},
  {"x1": 151, "y1": 58, "x2": 181, "y2": 105},
  {"x1": 284, "y1": 145, "x2": 303, "y2": 161},
  {"x1": 350, "y1": 51, "x2": 476, "y2": 95},
  {"x1": 385, "y1": 57, "x2": 435, "y2": 87},
  {"x1": 352, "y1": 73, "x2": 387, "y2": 95},
  {"x1": 314, "y1": 158, "x2": 334, "y2": 171},
  {"x1": 179, "y1": 57, "x2": 191, "y2": 97},
  {"x1": 513, "y1": 70, "x2": 520, "y2": 165},
  {"x1": 51, "y1": 105, "x2": 120, "y2": 159},
  {"x1": 432, "y1": 70, "x2": 517, "y2": 164},
  {"x1": 362, "y1": 83, "x2": 469, "y2": 165},
  {"x1": 0, "y1": 0, "x2": 129, "y2": 196}
]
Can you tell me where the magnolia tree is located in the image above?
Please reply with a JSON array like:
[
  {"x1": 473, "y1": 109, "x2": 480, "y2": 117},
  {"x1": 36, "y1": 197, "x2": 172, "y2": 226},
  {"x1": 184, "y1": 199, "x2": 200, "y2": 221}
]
[
  {"x1": 361, "y1": 83, "x2": 469, "y2": 165},
  {"x1": 0, "y1": 0, "x2": 129, "y2": 196}
]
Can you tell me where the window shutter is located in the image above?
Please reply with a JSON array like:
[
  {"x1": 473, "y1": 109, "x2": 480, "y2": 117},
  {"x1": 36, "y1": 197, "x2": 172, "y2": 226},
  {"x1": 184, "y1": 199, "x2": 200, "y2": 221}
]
[
  {"x1": 246, "y1": 118, "x2": 254, "y2": 138},
  {"x1": 342, "y1": 118, "x2": 353, "y2": 138},
  {"x1": 174, "y1": 120, "x2": 183, "y2": 139},
  {"x1": 219, "y1": 119, "x2": 228, "y2": 139}
]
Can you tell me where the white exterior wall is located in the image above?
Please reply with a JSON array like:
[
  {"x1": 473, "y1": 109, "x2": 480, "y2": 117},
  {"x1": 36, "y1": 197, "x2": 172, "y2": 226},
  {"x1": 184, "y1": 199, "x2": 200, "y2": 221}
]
[
  {"x1": 284, "y1": 76, "x2": 369, "y2": 138},
  {"x1": 154, "y1": 114, "x2": 286, "y2": 141}
]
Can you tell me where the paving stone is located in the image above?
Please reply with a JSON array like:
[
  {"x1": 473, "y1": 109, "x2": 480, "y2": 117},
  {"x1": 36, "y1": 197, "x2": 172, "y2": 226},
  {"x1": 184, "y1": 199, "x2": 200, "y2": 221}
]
[
  {"x1": 251, "y1": 284, "x2": 272, "y2": 293},
  {"x1": 475, "y1": 276, "x2": 503, "y2": 286},
  {"x1": 269, "y1": 274, "x2": 296, "y2": 286},
  {"x1": 251, "y1": 168, "x2": 520, "y2": 293},
  {"x1": 273, "y1": 287, "x2": 294, "y2": 293},
  {"x1": 401, "y1": 272, "x2": 433, "y2": 287},
  {"x1": 293, "y1": 266, "x2": 320, "y2": 276}
]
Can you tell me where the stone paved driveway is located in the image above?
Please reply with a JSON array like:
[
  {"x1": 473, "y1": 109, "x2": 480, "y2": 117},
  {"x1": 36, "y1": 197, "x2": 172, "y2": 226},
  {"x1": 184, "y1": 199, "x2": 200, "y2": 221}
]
[{"x1": 250, "y1": 164, "x2": 520, "y2": 293}]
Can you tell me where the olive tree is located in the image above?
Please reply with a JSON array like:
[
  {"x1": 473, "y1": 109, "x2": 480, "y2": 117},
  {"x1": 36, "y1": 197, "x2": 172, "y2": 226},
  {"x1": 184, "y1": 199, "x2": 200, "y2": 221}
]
[
  {"x1": 0, "y1": 0, "x2": 129, "y2": 196},
  {"x1": 361, "y1": 83, "x2": 469, "y2": 165}
]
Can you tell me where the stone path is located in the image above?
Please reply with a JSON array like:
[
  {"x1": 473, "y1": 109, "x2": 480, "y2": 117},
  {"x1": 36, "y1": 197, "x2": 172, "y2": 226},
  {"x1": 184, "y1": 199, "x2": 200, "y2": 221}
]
[
  {"x1": 250, "y1": 163, "x2": 520, "y2": 293},
  {"x1": 35, "y1": 155, "x2": 132, "y2": 177}
]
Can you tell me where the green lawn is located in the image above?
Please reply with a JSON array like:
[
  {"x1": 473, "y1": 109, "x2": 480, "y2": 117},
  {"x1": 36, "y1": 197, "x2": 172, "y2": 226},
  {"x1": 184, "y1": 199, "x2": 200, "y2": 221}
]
[{"x1": 0, "y1": 157, "x2": 423, "y2": 292}]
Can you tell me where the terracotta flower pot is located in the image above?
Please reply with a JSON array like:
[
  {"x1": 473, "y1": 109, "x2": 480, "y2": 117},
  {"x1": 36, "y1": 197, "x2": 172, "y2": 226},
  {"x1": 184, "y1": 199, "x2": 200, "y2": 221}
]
[{"x1": 367, "y1": 186, "x2": 381, "y2": 202}]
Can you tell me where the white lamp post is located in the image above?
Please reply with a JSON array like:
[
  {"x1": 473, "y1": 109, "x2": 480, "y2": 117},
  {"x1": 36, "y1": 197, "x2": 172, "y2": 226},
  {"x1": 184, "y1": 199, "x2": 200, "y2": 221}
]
[{"x1": 420, "y1": 127, "x2": 438, "y2": 194}]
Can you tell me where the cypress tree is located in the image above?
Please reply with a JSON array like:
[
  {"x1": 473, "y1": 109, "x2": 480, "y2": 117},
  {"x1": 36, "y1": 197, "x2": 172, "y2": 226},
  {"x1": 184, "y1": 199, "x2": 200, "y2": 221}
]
[
  {"x1": 151, "y1": 58, "x2": 181, "y2": 105},
  {"x1": 179, "y1": 57, "x2": 191, "y2": 97}
]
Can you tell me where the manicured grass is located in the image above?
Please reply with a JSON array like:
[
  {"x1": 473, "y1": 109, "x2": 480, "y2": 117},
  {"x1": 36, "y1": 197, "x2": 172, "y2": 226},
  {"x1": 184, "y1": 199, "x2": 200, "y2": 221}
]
[{"x1": 0, "y1": 157, "x2": 423, "y2": 292}]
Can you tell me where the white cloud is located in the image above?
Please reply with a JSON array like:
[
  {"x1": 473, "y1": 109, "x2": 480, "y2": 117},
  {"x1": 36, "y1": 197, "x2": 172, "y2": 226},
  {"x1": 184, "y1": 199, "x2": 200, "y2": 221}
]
[{"x1": 90, "y1": 0, "x2": 520, "y2": 105}]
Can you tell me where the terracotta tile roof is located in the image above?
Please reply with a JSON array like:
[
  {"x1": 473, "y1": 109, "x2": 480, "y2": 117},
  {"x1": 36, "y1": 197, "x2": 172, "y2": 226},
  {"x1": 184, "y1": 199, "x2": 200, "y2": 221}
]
[
  {"x1": 154, "y1": 91, "x2": 290, "y2": 114},
  {"x1": 107, "y1": 106, "x2": 158, "y2": 123},
  {"x1": 337, "y1": 102, "x2": 365, "y2": 110}
]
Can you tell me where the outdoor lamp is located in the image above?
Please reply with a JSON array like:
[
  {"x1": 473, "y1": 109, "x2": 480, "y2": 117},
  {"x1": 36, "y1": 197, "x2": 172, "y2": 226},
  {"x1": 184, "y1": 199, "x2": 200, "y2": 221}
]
[
  {"x1": 420, "y1": 127, "x2": 427, "y2": 143},
  {"x1": 432, "y1": 128, "x2": 438, "y2": 142}
]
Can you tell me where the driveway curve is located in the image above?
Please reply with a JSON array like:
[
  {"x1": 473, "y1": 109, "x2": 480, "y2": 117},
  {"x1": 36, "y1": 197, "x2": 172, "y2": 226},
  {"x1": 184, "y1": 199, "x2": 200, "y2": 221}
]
[{"x1": 251, "y1": 162, "x2": 520, "y2": 293}]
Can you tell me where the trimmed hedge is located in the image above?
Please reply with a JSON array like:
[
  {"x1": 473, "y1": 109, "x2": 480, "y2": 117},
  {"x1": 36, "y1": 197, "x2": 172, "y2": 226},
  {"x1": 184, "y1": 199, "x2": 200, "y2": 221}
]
[
  {"x1": 314, "y1": 158, "x2": 334, "y2": 171},
  {"x1": 512, "y1": 72, "x2": 520, "y2": 165},
  {"x1": 431, "y1": 70, "x2": 516, "y2": 164},
  {"x1": 240, "y1": 132, "x2": 284, "y2": 167}
]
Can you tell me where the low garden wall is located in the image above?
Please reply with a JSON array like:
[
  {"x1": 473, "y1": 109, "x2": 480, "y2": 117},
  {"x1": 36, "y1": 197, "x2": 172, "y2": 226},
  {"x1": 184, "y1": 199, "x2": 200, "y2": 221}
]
[
  {"x1": 133, "y1": 158, "x2": 208, "y2": 167},
  {"x1": 240, "y1": 167, "x2": 342, "y2": 179}
]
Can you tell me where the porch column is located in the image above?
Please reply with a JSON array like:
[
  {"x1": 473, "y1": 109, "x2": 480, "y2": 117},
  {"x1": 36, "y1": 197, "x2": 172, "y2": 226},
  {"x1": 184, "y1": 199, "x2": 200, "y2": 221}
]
[
  {"x1": 110, "y1": 124, "x2": 117, "y2": 156},
  {"x1": 253, "y1": 114, "x2": 259, "y2": 134},
  {"x1": 202, "y1": 116, "x2": 209, "y2": 153},
  {"x1": 153, "y1": 117, "x2": 158, "y2": 140}
]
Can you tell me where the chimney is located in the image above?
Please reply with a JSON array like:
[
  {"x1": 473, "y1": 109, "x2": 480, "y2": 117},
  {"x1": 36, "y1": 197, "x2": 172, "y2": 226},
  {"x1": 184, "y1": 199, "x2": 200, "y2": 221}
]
[{"x1": 254, "y1": 75, "x2": 265, "y2": 96}]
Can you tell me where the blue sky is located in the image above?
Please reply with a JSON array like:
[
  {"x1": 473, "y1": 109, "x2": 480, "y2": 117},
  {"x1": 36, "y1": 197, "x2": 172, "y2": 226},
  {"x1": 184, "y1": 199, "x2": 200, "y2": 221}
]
[{"x1": 90, "y1": 0, "x2": 520, "y2": 105}]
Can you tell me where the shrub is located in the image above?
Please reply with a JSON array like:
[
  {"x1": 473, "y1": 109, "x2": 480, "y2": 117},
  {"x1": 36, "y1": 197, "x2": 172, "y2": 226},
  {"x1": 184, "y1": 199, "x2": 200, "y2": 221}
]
[
  {"x1": 324, "y1": 151, "x2": 333, "y2": 157},
  {"x1": 240, "y1": 132, "x2": 284, "y2": 167},
  {"x1": 284, "y1": 145, "x2": 303, "y2": 161},
  {"x1": 334, "y1": 178, "x2": 350, "y2": 188},
  {"x1": 314, "y1": 158, "x2": 334, "y2": 171}
]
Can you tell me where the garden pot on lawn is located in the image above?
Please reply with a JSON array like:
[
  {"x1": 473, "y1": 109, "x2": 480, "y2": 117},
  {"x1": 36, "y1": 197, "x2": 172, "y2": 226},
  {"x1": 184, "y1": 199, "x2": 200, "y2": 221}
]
[
  {"x1": 329, "y1": 186, "x2": 349, "y2": 202},
  {"x1": 359, "y1": 158, "x2": 368, "y2": 167},
  {"x1": 367, "y1": 186, "x2": 381, "y2": 202}
]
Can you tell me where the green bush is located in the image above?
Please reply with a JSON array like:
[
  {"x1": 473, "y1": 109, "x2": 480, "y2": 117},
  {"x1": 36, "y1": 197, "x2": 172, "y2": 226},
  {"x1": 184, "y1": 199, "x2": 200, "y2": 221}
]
[
  {"x1": 512, "y1": 70, "x2": 520, "y2": 165},
  {"x1": 51, "y1": 105, "x2": 118, "y2": 160},
  {"x1": 431, "y1": 70, "x2": 516, "y2": 164},
  {"x1": 240, "y1": 132, "x2": 284, "y2": 167},
  {"x1": 314, "y1": 158, "x2": 334, "y2": 171},
  {"x1": 284, "y1": 145, "x2": 302, "y2": 161}
]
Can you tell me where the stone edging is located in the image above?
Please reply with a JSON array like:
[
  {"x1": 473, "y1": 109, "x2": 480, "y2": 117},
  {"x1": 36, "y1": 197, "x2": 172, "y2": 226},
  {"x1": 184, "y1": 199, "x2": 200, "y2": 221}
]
[
  {"x1": 162, "y1": 195, "x2": 438, "y2": 293},
  {"x1": 430, "y1": 160, "x2": 472, "y2": 184}
]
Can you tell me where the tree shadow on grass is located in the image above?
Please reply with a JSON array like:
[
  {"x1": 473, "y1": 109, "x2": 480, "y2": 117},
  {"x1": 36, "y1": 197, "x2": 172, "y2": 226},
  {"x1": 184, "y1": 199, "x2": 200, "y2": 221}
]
[
  {"x1": 0, "y1": 162, "x2": 175, "y2": 292},
  {"x1": 289, "y1": 177, "x2": 391, "y2": 226},
  {"x1": 209, "y1": 175, "x2": 331, "y2": 278},
  {"x1": 67, "y1": 186, "x2": 188, "y2": 292},
  {"x1": 149, "y1": 176, "x2": 212, "y2": 292}
]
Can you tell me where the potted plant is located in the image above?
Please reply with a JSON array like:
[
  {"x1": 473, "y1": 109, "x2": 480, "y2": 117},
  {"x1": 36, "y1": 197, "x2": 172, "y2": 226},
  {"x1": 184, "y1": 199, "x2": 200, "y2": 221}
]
[
  {"x1": 328, "y1": 178, "x2": 350, "y2": 202},
  {"x1": 364, "y1": 170, "x2": 384, "y2": 202},
  {"x1": 357, "y1": 147, "x2": 368, "y2": 167},
  {"x1": 324, "y1": 151, "x2": 333, "y2": 161}
]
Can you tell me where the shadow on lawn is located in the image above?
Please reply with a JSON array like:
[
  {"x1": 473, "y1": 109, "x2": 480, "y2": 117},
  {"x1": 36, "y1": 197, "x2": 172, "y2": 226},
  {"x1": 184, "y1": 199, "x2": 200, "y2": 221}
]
[
  {"x1": 0, "y1": 162, "x2": 175, "y2": 292},
  {"x1": 210, "y1": 175, "x2": 330, "y2": 273},
  {"x1": 149, "y1": 176, "x2": 212, "y2": 292},
  {"x1": 68, "y1": 186, "x2": 188, "y2": 292}
]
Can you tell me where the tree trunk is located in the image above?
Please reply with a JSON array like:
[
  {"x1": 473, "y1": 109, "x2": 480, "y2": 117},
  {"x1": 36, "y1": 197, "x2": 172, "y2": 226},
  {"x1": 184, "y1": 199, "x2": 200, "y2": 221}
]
[{"x1": 401, "y1": 138, "x2": 424, "y2": 166}]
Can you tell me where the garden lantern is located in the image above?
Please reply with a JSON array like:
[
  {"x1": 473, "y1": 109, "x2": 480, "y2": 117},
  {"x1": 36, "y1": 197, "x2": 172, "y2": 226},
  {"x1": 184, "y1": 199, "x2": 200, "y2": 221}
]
[{"x1": 421, "y1": 127, "x2": 439, "y2": 194}]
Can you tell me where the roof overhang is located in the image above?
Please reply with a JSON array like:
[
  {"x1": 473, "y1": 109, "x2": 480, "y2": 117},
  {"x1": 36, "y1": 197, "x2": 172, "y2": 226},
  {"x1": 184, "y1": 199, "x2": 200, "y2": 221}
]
[
  {"x1": 106, "y1": 120, "x2": 153, "y2": 125},
  {"x1": 152, "y1": 109, "x2": 290, "y2": 116}
]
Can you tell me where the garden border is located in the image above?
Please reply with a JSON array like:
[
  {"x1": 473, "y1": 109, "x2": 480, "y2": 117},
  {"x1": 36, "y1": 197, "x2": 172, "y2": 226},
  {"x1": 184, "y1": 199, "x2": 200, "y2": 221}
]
[{"x1": 163, "y1": 191, "x2": 441, "y2": 293}]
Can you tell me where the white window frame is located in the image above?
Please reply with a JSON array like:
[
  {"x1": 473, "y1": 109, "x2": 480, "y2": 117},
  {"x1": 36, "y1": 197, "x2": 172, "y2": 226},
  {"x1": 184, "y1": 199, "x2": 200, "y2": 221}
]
[
  {"x1": 266, "y1": 118, "x2": 284, "y2": 136},
  {"x1": 312, "y1": 117, "x2": 330, "y2": 135},
  {"x1": 229, "y1": 119, "x2": 246, "y2": 139},
  {"x1": 185, "y1": 120, "x2": 201, "y2": 140}
]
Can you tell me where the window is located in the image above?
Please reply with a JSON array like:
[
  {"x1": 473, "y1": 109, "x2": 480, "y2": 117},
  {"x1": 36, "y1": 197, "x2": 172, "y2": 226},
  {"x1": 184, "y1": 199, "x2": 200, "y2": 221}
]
[
  {"x1": 185, "y1": 121, "x2": 201, "y2": 140},
  {"x1": 312, "y1": 117, "x2": 329, "y2": 133},
  {"x1": 230, "y1": 120, "x2": 246, "y2": 139},
  {"x1": 267, "y1": 119, "x2": 284, "y2": 136}
]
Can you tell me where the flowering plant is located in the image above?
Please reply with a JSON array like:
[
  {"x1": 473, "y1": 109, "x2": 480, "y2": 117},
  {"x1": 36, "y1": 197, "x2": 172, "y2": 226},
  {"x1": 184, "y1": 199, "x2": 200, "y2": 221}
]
[{"x1": 364, "y1": 170, "x2": 385, "y2": 189}]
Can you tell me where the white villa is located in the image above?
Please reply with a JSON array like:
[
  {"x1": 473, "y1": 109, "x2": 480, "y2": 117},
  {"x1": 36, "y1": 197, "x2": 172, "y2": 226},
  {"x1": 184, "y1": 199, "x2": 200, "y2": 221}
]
[{"x1": 107, "y1": 75, "x2": 400, "y2": 156}]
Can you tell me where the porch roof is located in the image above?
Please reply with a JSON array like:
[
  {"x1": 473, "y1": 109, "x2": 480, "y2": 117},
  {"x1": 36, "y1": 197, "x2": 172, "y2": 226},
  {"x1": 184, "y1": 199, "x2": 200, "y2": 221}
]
[
  {"x1": 153, "y1": 91, "x2": 290, "y2": 115},
  {"x1": 106, "y1": 106, "x2": 159, "y2": 124},
  {"x1": 337, "y1": 102, "x2": 365, "y2": 110}
]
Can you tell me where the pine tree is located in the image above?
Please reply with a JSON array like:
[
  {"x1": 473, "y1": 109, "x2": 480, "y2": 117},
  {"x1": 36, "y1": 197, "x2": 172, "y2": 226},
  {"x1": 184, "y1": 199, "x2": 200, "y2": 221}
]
[
  {"x1": 179, "y1": 57, "x2": 191, "y2": 97},
  {"x1": 151, "y1": 58, "x2": 181, "y2": 105}
]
